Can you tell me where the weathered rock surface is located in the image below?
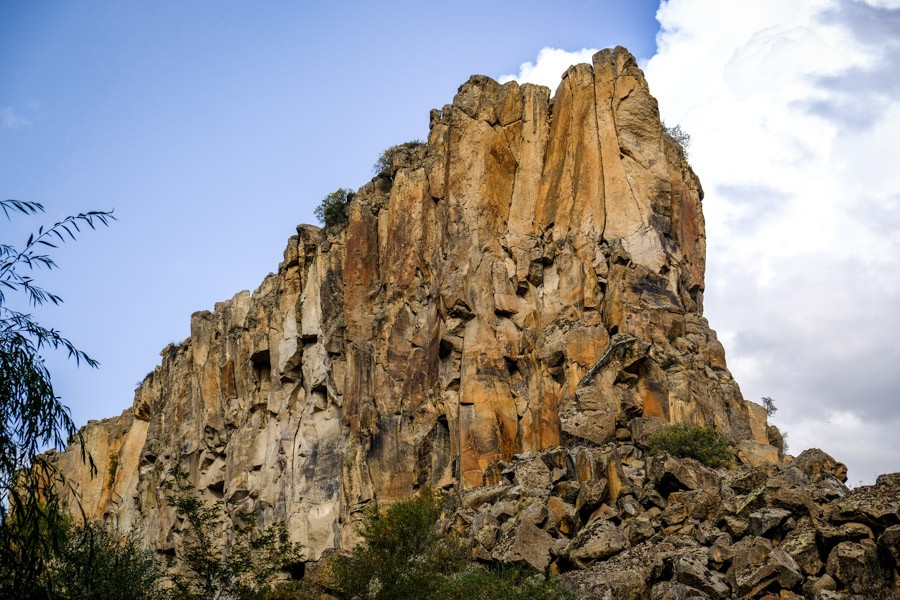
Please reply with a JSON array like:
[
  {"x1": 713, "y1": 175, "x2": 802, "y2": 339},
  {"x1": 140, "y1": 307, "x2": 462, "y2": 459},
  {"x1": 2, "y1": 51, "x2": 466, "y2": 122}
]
[
  {"x1": 452, "y1": 445, "x2": 899, "y2": 599},
  {"x1": 52, "y1": 46, "x2": 784, "y2": 571}
]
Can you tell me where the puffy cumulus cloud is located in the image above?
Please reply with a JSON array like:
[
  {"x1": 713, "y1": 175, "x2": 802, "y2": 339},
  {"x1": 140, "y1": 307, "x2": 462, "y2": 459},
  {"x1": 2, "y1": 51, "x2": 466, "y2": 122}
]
[
  {"x1": 498, "y1": 47, "x2": 598, "y2": 90},
  {"x1": 495, "y1": 1, "x2": 899, "y2": 483},
  {"x1": 644, "y1": 0, "x2": 900, "y2": 483}
]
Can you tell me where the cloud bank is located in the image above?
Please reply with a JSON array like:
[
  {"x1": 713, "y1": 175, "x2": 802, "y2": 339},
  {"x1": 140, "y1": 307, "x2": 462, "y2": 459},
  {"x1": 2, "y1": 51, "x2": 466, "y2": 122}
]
[{"x1": 501, "y1": 0, "x2": 900, "y2": 483}]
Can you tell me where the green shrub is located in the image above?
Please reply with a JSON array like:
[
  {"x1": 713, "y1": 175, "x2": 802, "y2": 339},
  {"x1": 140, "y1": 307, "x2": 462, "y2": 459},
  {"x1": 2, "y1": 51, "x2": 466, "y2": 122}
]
[
  {"x1": 372, "y1": 140, "x2": 425, "y2": 176},
  {"x1": 0, "y1": 500, "x2": 71, "y2": 600},
  {"x1": 333, "y1": 490, "x2": 466, "y2": 600},
  {"x1": 433, "y1": 564, "x2": 574, "y2": 600},
  {"x1": 646, "y1": 423, "x2": 734, "y2": 468},
  {"x1": 44, "y1": 522, "x2": 167, "y2": 600},
  {"x1": 314, "y1": 188, "x2": 354, "y2": 228},
  {"x1": 333, "y1": 491, "x2": 572, "y2": 600},
  {"x1": 0, "y1": 514, "x2": 167, "y2": 600}
]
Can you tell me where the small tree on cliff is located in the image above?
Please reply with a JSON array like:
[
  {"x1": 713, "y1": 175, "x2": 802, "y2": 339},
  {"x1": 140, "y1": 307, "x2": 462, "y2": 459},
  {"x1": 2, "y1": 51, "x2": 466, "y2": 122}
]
[
  {"x1": 314, "y1": 188, "x2": 354, "y2": 229},
  {"x1": 0, "y1": 199, "x2": 114, "y2": 596},
  {"x1": 662, "y1": 121, "x2": 691, "y2": 157}
]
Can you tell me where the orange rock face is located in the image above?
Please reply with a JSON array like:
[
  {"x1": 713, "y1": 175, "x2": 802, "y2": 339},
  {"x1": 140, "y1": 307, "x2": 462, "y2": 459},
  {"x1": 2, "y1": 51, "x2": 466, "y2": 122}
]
[{"x1": 50, "y1": 47, "x2": 772, "y2": 559}]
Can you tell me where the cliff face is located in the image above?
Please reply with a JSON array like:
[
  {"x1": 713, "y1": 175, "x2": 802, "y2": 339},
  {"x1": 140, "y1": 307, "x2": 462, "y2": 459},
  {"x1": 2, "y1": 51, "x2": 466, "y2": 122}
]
[{"x1": 50, "y1": 47, "x2": 773, "y2": 560}]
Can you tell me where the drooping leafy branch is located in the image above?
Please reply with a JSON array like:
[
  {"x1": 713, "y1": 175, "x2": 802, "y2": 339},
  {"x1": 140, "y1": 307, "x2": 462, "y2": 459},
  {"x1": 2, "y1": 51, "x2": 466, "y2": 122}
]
[{"x1": 0, "y1": 198, "x2": 114, "y2": 596}]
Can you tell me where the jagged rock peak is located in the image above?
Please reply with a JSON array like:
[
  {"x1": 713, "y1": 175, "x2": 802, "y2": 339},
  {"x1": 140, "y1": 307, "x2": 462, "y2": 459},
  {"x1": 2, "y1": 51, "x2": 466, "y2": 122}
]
[{"x1": 51, "y1": 46, "x2": 775, "y2": 561}]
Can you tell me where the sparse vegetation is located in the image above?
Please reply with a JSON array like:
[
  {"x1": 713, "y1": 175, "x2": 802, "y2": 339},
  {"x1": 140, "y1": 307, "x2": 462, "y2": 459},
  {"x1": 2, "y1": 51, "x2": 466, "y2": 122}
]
[
  {"x1": 645, "y1": 423, "x2": 734, "y2": 468},
  {"x1": 761, "y1": 396, "x2": 777, "y2": 417},
  {"x1": 662, "y1": 122, "x2": 691, "y2": 157},
  {"x1": 107, "y1": 453, "x2": 120, "y2": 483},
  {"x1": 163, "y1": 465, "x2": 302, "y2": 600},
  {"x1": 314, "y1": 188, "x2": 354, "y2": 228},
  {"x1": 332, "y1": 491, "x2": 573, "y2": 600},
  {"x1": 332, "y1": 490, "x2": 465, "y2": 600},
  {"x1": 373, "y1": 140, "x2": 425, "y2": 177},
  {"x1": 433, "y1": 564, "x2": 574, "y2": 600}
]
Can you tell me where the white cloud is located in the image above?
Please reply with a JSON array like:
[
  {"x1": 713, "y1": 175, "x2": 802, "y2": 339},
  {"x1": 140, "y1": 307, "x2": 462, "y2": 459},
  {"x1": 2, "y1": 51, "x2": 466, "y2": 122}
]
[
  {"x1": 497, "y1": 1, "x2": 900, "y2": 484},
  {"x1": 644, "y1": 0, "x2": 900, "y2": 484},
  {"x1": 1, "y1": 107, "x2": 33, "y2": 129},
  {"x1": 857, "y1": 0, "x2": 900, "y2": 8},
  {"x1": 498, "y1": 47, "x2": 599, "y2": 91}
]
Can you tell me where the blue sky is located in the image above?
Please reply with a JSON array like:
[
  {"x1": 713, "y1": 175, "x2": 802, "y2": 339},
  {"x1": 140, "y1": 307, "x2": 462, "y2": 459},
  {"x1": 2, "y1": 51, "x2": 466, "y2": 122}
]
[
  {"x1": 2, "y1": 1, "x2": 898, "y2": 484},
  {"x1": 0, "y1": 0, "x2": 659, "y2": 423}
]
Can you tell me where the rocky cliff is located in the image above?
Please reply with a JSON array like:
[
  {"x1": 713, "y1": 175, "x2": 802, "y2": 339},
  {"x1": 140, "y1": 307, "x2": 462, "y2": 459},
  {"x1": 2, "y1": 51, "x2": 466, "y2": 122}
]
[{"x1": 50, "y1": 47, "x2": 776, "y2": 562}]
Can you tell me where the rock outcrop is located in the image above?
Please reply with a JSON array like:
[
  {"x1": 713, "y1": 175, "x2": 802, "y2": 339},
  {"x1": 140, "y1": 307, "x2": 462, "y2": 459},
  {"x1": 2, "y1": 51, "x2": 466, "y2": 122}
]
[
  {"x1": 50, "y1": 47, "x2": 775, "y2": 564},
  {"x1": 447, "y1": 445, "x2": 899, "y2": 599}
]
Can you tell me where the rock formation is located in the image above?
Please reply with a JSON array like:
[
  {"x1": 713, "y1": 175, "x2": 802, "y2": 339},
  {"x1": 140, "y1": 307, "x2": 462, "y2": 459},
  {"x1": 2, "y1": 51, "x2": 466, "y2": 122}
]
[
  {"x1": 50, "y1": 47, "x2": 778, "y2": 565},
  {"x1": 436, "y1": 443, "x2": 899, "y2": 599}
]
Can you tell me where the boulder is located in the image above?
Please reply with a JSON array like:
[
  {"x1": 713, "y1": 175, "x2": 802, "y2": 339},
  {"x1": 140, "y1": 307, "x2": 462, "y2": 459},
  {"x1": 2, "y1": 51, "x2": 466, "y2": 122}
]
[
  {"x1": 566, "y1": 517, "x2": 628, "y2": 568},
  {"x1": 737, "y1": 440, "x2": 780, "y2": 467},
  {"x1": 560, "y1": 541, "x2": 666, "y2": 600},
  {"x1": 794, "y1": 449, "x2": 848, "y2": 483},
  {"x1": 748, "y1": 507, "x2": 792, "y2": 538},
  {"x1": 878, "y1": 524, "x2": 900, "y2": 566},
  {"x1": 825, "y1": 540, "x2": 892, "y2": 597},
  {"x1": 491, "y1": 518, "x2": 555, "y2": 572},
  {"x1": 648, "y1": 454, "x2": 721, "y2": 496},
  {"x1": 575, "y1": 478, "x2": 609, "y2": 517},
  {"x1": 673, "y1": 555, "x2": 730, "y2": 597},
  {"x1": 728, "y1": 536, "x2": 803, "y2": 597},
  {"x1": 780, "y1": 519, "x2": 824, "y2": 576},
  {"x1": 546, "y1": 495, "x2": 579, "y2": 536},
  {"x1": 826, "y1": 473, "x2": 900, "y2": 529}
]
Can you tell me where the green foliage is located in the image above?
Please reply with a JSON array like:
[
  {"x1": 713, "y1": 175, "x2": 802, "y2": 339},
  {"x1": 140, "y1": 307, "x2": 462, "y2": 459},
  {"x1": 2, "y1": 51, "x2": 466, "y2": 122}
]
[
  {"x1": 433, "y1": 565, "x2": 574, "y2": 600},
  {"x1": 0, "y1": 500, "x2": 70, "y2": 600},
  {"x1": 334, "y1": 491, "x2": 572, "y2": 600},
  {"x1": 313, "y1": 188, "x2": 354, "y2": 228},
  {"x1": 44, "y1": 522, "x2": 167, "y2": 600},
  {"x1": 646, "y1": 423, "x2": 734, "y2": 468},
  {"x1": 761, "y1": 396, "x2": 777, "y2": 417},
  {"x1": 251, "y1": 579, "x2": 326, "y2": 600},
  {"x1": 107, "y1": 452, "x2": 120, "y2": 482},
  {"x1": 334, "y1": 490, "x2": 464, "y2": 600},
  {"x1": 662, "y1": 122, "x2": 691, "y2": 157},
  {"x1": 0, "y1": 513, "x2": 166, "y2": 600},
  {"x1": 164, "y1": 465, "x2": 302, "y2": 600},
  {"x1": 372, "y1": 140, "x2": 425, "y2": 176},
  {"x1": 0, "y1": 198, "x2": 114, "y2": 596}
]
